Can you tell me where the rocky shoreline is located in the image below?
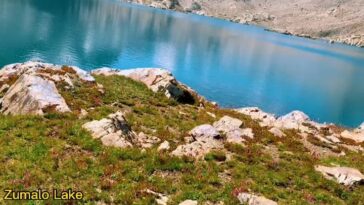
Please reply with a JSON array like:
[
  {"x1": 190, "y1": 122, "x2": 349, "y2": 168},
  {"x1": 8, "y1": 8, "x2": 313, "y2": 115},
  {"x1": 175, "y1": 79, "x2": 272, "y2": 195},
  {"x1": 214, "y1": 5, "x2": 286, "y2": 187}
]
[
  {"x1": 124, "y1": 0, "x2": 364, "y2": 48},
  {"x1": 1, "y1": 61, "x2": 364, "y2": 204}
]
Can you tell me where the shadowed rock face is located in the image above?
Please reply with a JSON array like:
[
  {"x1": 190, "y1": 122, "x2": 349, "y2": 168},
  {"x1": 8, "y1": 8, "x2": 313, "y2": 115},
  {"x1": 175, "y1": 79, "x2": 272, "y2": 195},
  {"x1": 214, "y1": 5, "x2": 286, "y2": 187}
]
[
  {"x1": 315, "y1": 165, "x2": 364, "y2": 186},
  {"x1": 0, "y1": 74, "x2": 70, "y2": 115}
]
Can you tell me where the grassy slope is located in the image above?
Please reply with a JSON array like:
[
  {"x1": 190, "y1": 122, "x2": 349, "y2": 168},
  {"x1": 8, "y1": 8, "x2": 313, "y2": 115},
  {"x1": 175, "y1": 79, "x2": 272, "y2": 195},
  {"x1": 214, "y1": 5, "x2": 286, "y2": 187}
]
[{"x1": 0, "y1": 75, "x2": 363, "y2": 205}]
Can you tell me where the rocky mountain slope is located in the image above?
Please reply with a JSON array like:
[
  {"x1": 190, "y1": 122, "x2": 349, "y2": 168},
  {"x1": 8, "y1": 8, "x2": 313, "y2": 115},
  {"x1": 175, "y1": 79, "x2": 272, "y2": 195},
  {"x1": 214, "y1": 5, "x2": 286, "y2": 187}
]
[
  {"x1": 0, "y1": 62, "x2": 364, "y2": 204},
  {"x1": 125, "y1": 0, "x2": 364, "y2": 47}
]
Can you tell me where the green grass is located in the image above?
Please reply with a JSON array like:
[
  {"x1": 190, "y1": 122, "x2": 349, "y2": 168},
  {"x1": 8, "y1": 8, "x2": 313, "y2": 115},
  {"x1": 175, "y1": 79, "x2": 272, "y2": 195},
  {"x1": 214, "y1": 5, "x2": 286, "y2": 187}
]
[{"x1": 0, "y1": 75, "x2": 363, "y2": 204}]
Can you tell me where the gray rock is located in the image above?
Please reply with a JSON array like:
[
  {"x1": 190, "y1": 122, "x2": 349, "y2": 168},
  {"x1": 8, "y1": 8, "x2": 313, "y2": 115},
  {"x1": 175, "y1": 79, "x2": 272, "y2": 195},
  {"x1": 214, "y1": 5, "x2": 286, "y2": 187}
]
[
  {"x1": 0, "y1": 61, "x2": 94, "y2": 84},
  {"x1": 172, "y1": 124, "x2": 223, "y2": 158},
  {"x1": 82, "y1": 111, "x2": 135, "y2": 148},
  {"x1": 189, "y1": 124, "x2": 221, "y2": 140},
  {"x1": 237, "y1": 193, "x2": 277, "y2": 205},
  {"x1": 213, "y1": 116, "x2": 243, "y2": 133},
  {"x1": 158, "y1": 140, "x2": 170, "y2": 151},
  {"x1": 0, "y1": 74, "x2": 70, "y2": 115},
  {"x1": 315, "y1": 165, "x2": 364, "y2": 186},
  {"x1": 179, "y1": 200, "x2": 198, "y2": 205},
  {"x1": 235, "y1": 107, "x2": 276, "y2": 127},
  {"x1": 135, "y1": 132, "x2": 161, "y2": 148}
]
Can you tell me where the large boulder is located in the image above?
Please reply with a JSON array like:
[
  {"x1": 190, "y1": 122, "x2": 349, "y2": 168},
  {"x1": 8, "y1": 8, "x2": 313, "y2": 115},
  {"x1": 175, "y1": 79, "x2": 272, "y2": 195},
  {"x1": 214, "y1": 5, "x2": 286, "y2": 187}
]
[
  {"x1": 237, "y1": 193, "x2": 277, "y2": 205},
  {"x1": 171, "y1": 124, "x2": 223, "y2": 158},
  {"x1": 0, "y1": 61, "x2": 95, "y2": 115},
  {"x1": 0, "y1": 74, "x2": 70, "y2": 115},
  {"x1": 92, "y1": 68, "x2": 197, "y2": 104},
  {"x1": 315, "y1": 165, "x2": 364, "y2": 186}
]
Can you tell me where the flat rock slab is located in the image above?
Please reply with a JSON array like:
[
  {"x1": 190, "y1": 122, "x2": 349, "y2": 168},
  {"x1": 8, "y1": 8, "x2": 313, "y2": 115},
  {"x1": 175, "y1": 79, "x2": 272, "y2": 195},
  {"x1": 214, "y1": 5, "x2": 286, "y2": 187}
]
[
  {"x1": 315, "y1": 165, "x2": 364, "y2": 186},
  {"x1": 0, "y1": 74, "x2": 70, "y2": 115}
]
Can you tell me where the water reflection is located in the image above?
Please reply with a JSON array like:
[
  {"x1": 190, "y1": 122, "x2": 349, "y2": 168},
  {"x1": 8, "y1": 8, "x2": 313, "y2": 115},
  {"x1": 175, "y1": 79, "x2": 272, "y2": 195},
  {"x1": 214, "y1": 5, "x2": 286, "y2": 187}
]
[{"x1": 0, "y1": 0, "x2": 364, "y2": 126}]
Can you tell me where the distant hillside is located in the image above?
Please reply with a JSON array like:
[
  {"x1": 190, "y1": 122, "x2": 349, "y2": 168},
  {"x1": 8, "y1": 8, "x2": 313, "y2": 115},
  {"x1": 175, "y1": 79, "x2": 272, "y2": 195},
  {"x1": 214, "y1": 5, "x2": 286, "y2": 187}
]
[{"x1": 126, "y1": 0, "x2": 364, "y2": 47}]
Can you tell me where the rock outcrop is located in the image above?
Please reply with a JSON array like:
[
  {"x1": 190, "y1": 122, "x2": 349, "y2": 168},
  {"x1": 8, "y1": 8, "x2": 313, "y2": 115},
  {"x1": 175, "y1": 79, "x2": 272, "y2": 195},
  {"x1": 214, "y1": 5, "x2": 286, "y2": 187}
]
[
  {"x1": 236, "y1": 193, "x2": 277, "y2": 205},
  {"x1": 213, "y1": 115, "x2": 254, "y2": 144},
  {"x1": 340, "y1": 123, "x2": 364, "y2": 143},
  {"x1": 83, "y1": 111, "x2": 161, "y2": 148},
  {"x1": 82, "y1": 112, "x2": 135, "y2": 148},
  {"x1": 0, "y1": 61, "x2": 95, "y2": 115},
  {"x1": 172, "y1": 115, "x2": 254, "y2": 158},
  {"x1": 315, "y1": 165, "x2": 364, "y2": 186},
  {"x1": 1, "y1": 74, "x2": 70, "y2": 115},
  {"x1": 92, "y1": 68, "x2": 198, "y2": 104},
  {"x1": 235, "y1": 107, "x2": 276, "y2": 127},
  {"x1": 236, "y1": 107, "x2": 364, "y2": 157},
  {"x1": 171, "y1": 124, "x2": 223, "y2": 158}
]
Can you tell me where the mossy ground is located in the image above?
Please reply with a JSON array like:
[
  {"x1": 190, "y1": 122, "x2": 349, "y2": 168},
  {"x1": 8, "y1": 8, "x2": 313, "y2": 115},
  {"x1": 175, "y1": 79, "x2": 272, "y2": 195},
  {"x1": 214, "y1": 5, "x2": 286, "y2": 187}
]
[{"x1": 0, "y1": 75, "x2": 363, "y2": 204}]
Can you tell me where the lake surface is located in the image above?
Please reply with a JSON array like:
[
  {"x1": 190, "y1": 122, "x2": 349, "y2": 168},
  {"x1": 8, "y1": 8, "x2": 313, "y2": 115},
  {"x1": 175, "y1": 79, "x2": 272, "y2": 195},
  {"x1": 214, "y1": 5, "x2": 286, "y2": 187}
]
[{"x1": 1, "y1": 0, "x2": 364, "y2": 127}]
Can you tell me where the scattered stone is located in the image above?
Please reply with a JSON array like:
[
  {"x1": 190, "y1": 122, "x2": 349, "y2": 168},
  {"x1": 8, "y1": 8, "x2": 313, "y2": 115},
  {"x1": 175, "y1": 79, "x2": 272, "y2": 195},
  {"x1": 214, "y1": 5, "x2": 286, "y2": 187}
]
[
  {"x1": 0, "y1": 74, "x2": 70, "y2": 115},
  {"x1": 237, "y1": 193, "x2": 277, "y2": 205},
  {"x1": 225, "y1": 128, "x2": 254, "y2": 144},
  {"x1": 315, "y1": 165, "x2": 364, "y2": 186},
  {"x1": 172, "y1": 125, "x2": 223, "y2": 158},
  {"x1": 143, "y1": 189, "x2": 169, "y2": 205},
  {"x1": 179, "y1": 200, "x2": 198, "y2": 205},
  {"x1": 82, "y1": 111, "x2": 135, "y2": 148},
  {"x1": 269, "y1": 127, "x2": 286, "y2": 138},
  {"x1": 158, "y1": 140, "x2": 170, "y2": 151},
  {"x1": 135, "y1": 132, "x2": 161, "y2": 148},
  {"x1": 79, "y1": 109, "x2": 89, "y2": 119}
]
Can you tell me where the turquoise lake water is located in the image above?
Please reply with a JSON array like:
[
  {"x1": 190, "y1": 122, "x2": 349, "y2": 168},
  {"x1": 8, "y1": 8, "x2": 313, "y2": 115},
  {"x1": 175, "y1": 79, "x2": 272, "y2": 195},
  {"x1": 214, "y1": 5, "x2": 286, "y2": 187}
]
[{"x1": 1, "y1": 0, "x2": 364, "y2": 127}]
